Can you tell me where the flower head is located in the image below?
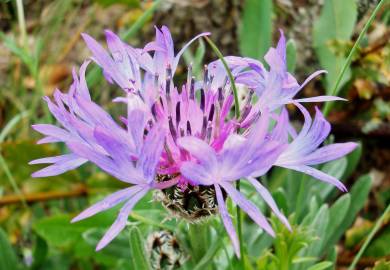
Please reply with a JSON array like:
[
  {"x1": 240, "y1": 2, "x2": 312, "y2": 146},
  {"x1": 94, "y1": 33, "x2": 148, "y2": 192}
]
[{"x1": 31, "y1": 26, "x2": 357, "y2": 256}]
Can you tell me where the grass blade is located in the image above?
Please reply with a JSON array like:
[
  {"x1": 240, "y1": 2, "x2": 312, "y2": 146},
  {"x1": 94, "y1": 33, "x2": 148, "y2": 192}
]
[
  {"x1": 323, "y1": 0, "x2": 387, "y2": 116},
  {"x1": 348, "y1": 203, "x2": 390, "y2": 270}
]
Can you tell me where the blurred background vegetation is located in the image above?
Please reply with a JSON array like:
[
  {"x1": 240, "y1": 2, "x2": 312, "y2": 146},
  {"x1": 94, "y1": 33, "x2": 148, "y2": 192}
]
[{"x1": 0, "y1": 0, "x2": 389, "y2": 269}]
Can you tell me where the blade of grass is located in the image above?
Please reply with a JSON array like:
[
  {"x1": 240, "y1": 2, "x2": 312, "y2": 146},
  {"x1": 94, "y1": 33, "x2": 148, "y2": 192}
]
[
  {"x1": 348, "y1": 203, "x2": 390, "y2": 270},
  {"x1": 0, "y1": 111, "x2": 29, "y2": 143},
  {"x1": 0, "y1": 154, "x2": 27, "y2": 208},
  {"x1": 121, "y1": 0, "x2": 162, "y2": 40},
  {"x1": 323, "y1": 0, "x2": 387, "y2": 116},
  {"x1": 16, "y1": 0, "x2": 27, "y2": 47},
  {"x1": 0, "y1": 112, "x2": 30, "y2": 208}
]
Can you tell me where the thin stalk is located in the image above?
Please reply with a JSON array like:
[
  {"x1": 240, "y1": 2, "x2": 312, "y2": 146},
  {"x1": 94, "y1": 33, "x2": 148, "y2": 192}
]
[
  {"x1": 323, "y1": 0, "x2": 387, "y2": 116},
  {"x1": 122, "y1": 0, "x2": 162, "y2": 41},
  {"x1": 204, "y1": 36, "x2": 244, "y2": 263},
  {"x1": 204, "y1": 36, "x2": 240, "y2": 119},
  {"x1": 0, "y1": 154, "x2": 28, "y2": 208},
  {"x1": 348, "y1": 203, "x2": 390, "y2": 270},
  {"x1": 15, "y1": 0, "x2": 27, "y2": 48}
]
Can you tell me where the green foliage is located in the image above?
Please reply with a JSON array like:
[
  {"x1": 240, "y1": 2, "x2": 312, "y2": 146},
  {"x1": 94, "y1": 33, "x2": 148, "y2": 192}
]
[
  {"x1": 313, "y1": 0, "x2": 357, "y2": 94},
  {"x1": 239, "y1": 0, "x2": 273, "y2": 60},
  {"x1": 286, "y1": 39, "x2": 297, "y2": 73},
  {"x1": 323, "y1": 175, "x2": 372, "y2": 251},
  {"x1": 373, "y1": 260, "x2": 390, "y2": 270},
  {"x1": 0, "y1": 228, "x2": 23, "y2": 270},
  {"x1": 128, "y1": 227, "x2": 151, "y2": 270},
  {"x1": 93, "y1": 0, "x2": 140, "y2": 7},
  {"x1": 365, "y1": 226, "x2": 390, "y2": 257}
]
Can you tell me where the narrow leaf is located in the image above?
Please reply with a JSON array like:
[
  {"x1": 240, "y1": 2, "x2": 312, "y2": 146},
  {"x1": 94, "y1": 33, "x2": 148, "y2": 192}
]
[
  {"x1": 239, "y1": 0, "x2": 273, "y2": 60},
  {"x1": 128, "y1": 227, "x2": 151, "y2": 270}
]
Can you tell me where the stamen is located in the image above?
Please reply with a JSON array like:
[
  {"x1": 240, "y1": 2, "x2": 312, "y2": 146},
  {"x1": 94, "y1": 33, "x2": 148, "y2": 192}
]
[
  {"x1": 168, "y1": 116, "x2": 177, "y2": 141},
  {"x1": 218, "y1": 87, "x2": 224, "y2": 107},
  {"x1": 206, "y1": 124, "x2": 212, "y2": 142},
  {"x1": 190, "y1": 77, "x2": 195, "y2": 100},
  {"x1": 200, "y1": 88, "x2": 205, "y2": 112},
  {"x1": 201, "y1": 116, "x2": 207, "y2": 138},
  {"x1": 214, "y1": 103, "x2": 221, "y2": 138},
  {"x1": 159, "y1": 97, "x2": 164, "y2": 109},
  {"x1": 186, "y1": 121, "x2": 192, "y2": 136},
  {"x1": 151, "y1": 103, "x2": 158, "y2": 121},
  {"x1": 165, "y1": 77, "x2": 171, "y2": 96},
  {"x1": 243, "y1": 90, "x2": 254, "y2": 109},
  {"x1": 203, "y1": 65, "x2": 208, "y2": 86},
  {"x1": 166, "y1": 77, "x2": 172, "y2": 115},
  {"x1": 166, "y1": 64, "x2": 172, "y2": 79},
  {"x1": 147, "y1": 119, "x2": 154, "y2": 128},
  {"x1": 164, "y1": 141, "x2": 175, "y2": 164},
  {"x1": 240, "y1": 105, "x2": 252, "y2": 122},
  {"x1": 175, "y1": 102, "x2": 181, "y2": 127},
  {"x1": 208, "y1": 104, "x2": 215, "y2": 122},
  {"x1": 154, "y1": 73, "x2": 158, "y2": 88}
]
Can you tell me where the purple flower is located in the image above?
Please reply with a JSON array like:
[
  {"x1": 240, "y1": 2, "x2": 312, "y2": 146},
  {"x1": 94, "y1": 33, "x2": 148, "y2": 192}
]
[
  {"x1": 31, "y1": 26, "x2": 357, "y2": 256},
  {"x1": 273, "y1": 104, "x2": 357, "y2": 192}
]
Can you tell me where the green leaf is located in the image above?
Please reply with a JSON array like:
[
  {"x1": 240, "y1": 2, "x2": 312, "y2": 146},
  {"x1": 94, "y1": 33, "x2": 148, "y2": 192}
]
[
  {"x1": 92, "y1": 0, "x2": 140, "y2": 7},
  {"x1": 239, "y1": 0, "x2": 273, "y2": 60},
  {"x1": 313, "y1": 0, "x2": 357, "y2": 93},
  {"x1": 31, "y1": 235, "x2": 48, "y2": 270},
  {"x1": 193, "y1": 232, "x2": 224, "y2": 270},
  {"x1": 326, "y1": 246, "x2": 338, "y2": 270},
  {"x1": 286, "y1": 39, "x2": 297, "y2": 73},
  {"x1": 307, "y1": 261, "x2": 333, "y2": 270},
  {"x1": 324, "y1": 175, "x2": 372, "y2": 251},
  {"x1": 372, "y1": 260, "x2": 390, "y2": 270},
  {"x1": 188, "y1": 223, "x2": 211, "y2": 261},
  {"x1": 0, "y1": 32, "x2": 32, "y2": 67},
  {"x1": 365, "y1": 226, "x2": 390, "y2": 257},
  {"x1": 83, "y1": 228, "x2": 129, "y2": 258},
  {"x1": 0, "y1": 228, "x2": 20, "y2": 270},
  {"x1": 326, "y1": 194, "x2": 351, "y2": 238},
  {"x1": 33, "y1": 212, "x2": 114, "y2": 248},
  {"x1": 128, "y1": 227, "x2": 151, "y2": 270},
  {"x1": 272, "y1": 188, "x2": 288, "y2": 215},
  {"x1": 307, "y1": 205, "x2": 330, "y2": 257}
]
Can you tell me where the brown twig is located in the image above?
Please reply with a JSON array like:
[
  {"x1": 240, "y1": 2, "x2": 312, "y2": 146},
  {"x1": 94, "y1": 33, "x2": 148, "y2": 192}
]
[
  {"x1": 337, "y1": 252, "x2": 390, "y2": 268},
  {"x1": 337, "y1": 251, "x2": 390, "y2": 269},
  {"x1": 0, "y1": 184, "x2": 88, "y2": 206}
]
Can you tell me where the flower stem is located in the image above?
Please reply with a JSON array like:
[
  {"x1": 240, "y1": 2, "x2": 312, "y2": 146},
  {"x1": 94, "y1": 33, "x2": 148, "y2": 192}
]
[
  {"x1": 16, "y1": 0, "x2": 27, "y2": 48},
  {"x1": 348, "y1": 203, "x2": 390, "y2": 270},
  {"x1": 235, "y1": 181, "x2": 244, "y2": 261},
  {"x1": 323, "y1": 0, "x2": 386, "y2": 116},
  {"x1": 204, "y1": 36, "x2": 244, "y2": 263},
  {"x1": 204, "y1": 36, "x2": 240, "y2": 119}
]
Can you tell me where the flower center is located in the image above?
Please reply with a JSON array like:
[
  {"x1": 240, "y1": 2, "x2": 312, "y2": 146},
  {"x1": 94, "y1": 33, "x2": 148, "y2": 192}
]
[{"x1": 155, "y1": 174, "x2": 220, "y2": 222}]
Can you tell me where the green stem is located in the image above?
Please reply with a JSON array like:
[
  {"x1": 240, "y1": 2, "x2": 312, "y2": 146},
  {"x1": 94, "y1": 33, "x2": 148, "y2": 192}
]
[
  {"x1": 0, "y1": 154, "x2": 28, "y2": 208},
  {"x1": 204, "y1": 36, "x2": 243, "y2": 264},
  {"x1": 122, "y1": 0, "x2": 162, "y2": 41},
  {"x1": 235, "y1": 181, "x2": 244, "y2": 264},
  {"x1": 16, "y1": 0, "x2": 27, "y2": 48},
  {"x1": 204, "y1": 36, "x2": 240, "y2": 119},
  {"x1": 348, "y1": 203, "x2": 390, "y2": 270},
  {"x1": 323, "y1": 0, "x2": 387, "y2": 116}
]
